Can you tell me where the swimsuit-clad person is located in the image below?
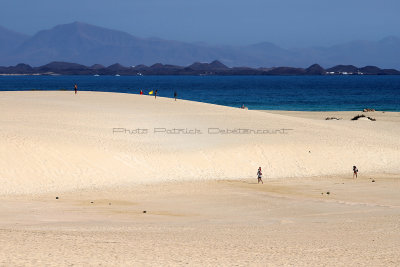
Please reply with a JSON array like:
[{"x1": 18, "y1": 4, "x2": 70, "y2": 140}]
[
  {"x1": 257, "y1": 167, "x2": 263, "y2": 184},
  {"x1": 353, "y1": 165, "x2": 358, "y2": 178}
]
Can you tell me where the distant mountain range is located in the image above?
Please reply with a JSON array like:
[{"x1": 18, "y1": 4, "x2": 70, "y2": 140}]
[
  {"x1": 1, "y1": 61, "x2": 399, "y2": 76},
  {"x1": 0, "y1": 26, "x2": 29, "y2": 54},
  {"x1": 0, "y1": 22, "x2": 400, "y2": 69}
]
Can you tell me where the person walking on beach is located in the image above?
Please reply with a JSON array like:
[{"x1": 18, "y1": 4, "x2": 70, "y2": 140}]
[
  {"x1": 140, "y1": 89, "x2": 143, "y2": 95},
  {"x1": 174, "y1": 91, "x2": 177, "y2": 101},
  {"x1": 353, "y1": 165, "x2": 358, "y2": 178},
  {"x1": 257, "y1": 167, "x2": 263, "y2": 184},
  {"x1": 74, "y1": 84, "x2": 78, "y2": 94},
  {"x1": 154, "y1": 90, "x2": 158, "y2": 99}
]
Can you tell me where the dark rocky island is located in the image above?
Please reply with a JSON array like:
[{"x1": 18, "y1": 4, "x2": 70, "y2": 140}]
[{"x1": 0, "y1": 61, "x2": 399, "y2": 76}]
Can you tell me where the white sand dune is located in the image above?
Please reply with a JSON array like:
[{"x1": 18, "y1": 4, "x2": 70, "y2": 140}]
[
  {"x1": 1, "y1": 91, "x2": 400, "y2": 266},
  {"x1": 1, "y1": 91, "x2": 399, "y2": 195}
]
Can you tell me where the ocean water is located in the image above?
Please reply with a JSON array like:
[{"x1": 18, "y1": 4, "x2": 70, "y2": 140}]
[{"x1": 1, "y1": 75, "x2": 399, "y2": 111}]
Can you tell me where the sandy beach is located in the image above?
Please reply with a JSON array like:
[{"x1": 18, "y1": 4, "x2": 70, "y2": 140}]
[
  {"x1": 1, "y1": 91, "x2": 399, "y2": 266},
  {"x1": 263, "y1": 110, "x2": 400, "y2": 122}
]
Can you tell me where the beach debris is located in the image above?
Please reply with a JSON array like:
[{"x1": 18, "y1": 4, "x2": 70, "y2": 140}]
[
  {"x1": 109, "y1": 203, "x2": 111, "y2": 205},
  {"x1": 325, "y1": 117, "x2": 342, "y2": 120},
  {"x1": 326, "y1": 191, "x2": 330, "y2": 195},
  {"x1": 90, "y1": 201, "x2": 94, "y2": 204},
  {"x1": 363, "y1": 108, "x2": 375, "y2": 112},
  {"x1": 351, "y1": 114, "x2": 376, "y2": 121},
  {"x1": 56, "y1": 196, "x2": 59, "y2": 199},
  {"x1": 143, "y1": 210, "x2": 147, "y2": 213},
  {"x1": 351, "y1": 114, "x2": 365, "y2": 120},
  {"x1": 372, "y1": 180, "x2": 375, "y2": 183},
  {"x1": 309, "y1": 151, "x2": 311, "y2": 153}
]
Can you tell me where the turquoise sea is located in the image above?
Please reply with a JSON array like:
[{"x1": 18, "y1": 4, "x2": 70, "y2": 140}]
[{"x1": 1, "y1": 75, "x2": 399, "y2": 111}]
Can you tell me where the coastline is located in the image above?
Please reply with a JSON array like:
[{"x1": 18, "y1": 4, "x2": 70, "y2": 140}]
[{"x1": 2, "y1": 75, "x2": 400, "y2": 112}]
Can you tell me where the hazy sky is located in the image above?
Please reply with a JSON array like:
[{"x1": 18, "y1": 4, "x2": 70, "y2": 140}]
[{"x1": 0, "y1": 0, "x2": 399, "y2": 47}]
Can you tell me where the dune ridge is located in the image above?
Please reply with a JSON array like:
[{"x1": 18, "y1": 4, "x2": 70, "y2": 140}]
[{"x1": 0, "y1": 91, "x2": 399, "y2": 195}]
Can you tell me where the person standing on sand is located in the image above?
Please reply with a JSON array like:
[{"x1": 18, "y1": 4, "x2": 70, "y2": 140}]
[
  {"x1": 140, "y1": 90, "x2": 143, "y2": 95},
  {"x1": 155, "y1": 90, "x2": 158, "y2": 99},
  {"x1": 74, "y1": 84, "x2": 78, "y2": 94},
  {"x1": 174, "y1": 91, "x2": 177, "y2": 101},
  {"x1": 353, "y1": 165, "x2": 358, "y2": 178},
  {"x1": 257, "y1": 167, "x2": 263, "y2": 184}
]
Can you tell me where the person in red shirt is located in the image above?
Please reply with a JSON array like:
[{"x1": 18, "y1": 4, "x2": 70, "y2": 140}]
[{"x1": 140, "y1": 90, "x2": 143, "y2": 95}]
